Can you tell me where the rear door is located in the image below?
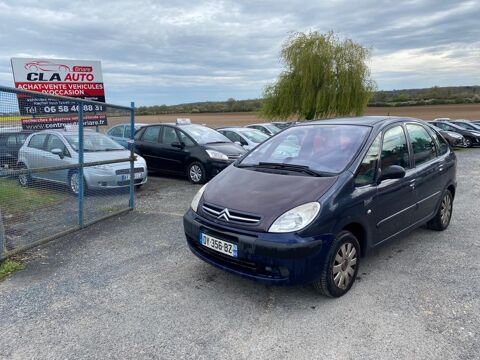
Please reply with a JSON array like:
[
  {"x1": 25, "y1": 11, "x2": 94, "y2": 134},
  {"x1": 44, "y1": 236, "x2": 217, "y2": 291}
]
[
  {"x1": 134, "y1": 125, "x2": 162, "y2": 170},
  {"x1": 371, "y1": 125, "x2": 417, "y2": 244},
  {"x1": 405, "y1": 123, "x2": 442, "y2": 223}
]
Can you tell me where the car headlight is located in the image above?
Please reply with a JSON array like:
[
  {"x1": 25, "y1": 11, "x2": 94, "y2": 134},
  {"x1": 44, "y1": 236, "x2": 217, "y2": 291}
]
[
  {"x1": 206, "y1": 149, "x2": 228, "y2": 161},
  {"x1": 191, "y1": 183, "x2": 208, "y2": 213},
  {"x1": 268, "y1": 202, "x2": 321, "y2": 233}
]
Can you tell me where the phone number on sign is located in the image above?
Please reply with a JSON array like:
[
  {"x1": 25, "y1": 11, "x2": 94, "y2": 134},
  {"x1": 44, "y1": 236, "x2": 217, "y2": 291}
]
[{"x1": 23, "y1": 104, "x2": 105, "y2": 115}]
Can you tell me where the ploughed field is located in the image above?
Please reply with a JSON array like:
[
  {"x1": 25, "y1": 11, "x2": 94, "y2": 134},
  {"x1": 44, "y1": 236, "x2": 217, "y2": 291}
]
[{"x1": 120, "y1": 103, "x2": 480, "y2": 128}]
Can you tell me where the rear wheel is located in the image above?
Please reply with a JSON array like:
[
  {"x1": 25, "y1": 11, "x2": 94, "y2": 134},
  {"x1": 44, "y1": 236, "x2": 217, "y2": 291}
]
[
  {"x1": 427, "y1": 190, "x2": 453, "y2": 231},
  {"x1": 312, "y1": 231, "x2": 360, "y2": 297},
  {"x1": 17, "y1": 164, "x2": 32, "y2": 187},
  {"x1": 187, "y1": 162, "x2": 206, "y2": 184}
]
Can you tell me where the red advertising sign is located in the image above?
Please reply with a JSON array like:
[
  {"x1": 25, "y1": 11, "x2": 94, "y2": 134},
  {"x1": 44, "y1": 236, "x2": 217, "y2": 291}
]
[{"x1": 11, "y1": 58, "x2": 107, "y2": 130}]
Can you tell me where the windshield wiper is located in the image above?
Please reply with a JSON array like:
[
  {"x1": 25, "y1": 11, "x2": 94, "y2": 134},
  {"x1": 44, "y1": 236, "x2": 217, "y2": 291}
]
[
  {"x1": 238, "y1": 162, "x2": 331, "y2": 177},
  {"x1": 205, "y1": 141, "x2": 229, "y2": 144}
]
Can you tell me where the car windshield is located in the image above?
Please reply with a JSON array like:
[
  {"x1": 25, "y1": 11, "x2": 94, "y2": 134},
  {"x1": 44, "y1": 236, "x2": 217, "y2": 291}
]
[
  {"x1": 264, "y1": 124, "x2": 282, "y2": 134},
  {"x1": 181, "y1": 124, "x2": 231, "y2": 144},
  {"x1": 238, "y1": 125, "x2": 370, "y2": 174},
  {"x1": 65, "y1": 133, "x2": 125, "y2": 152},
  {"x1": 239, "y1": 129, "x2": 269, "y2": 143},
  {"x1": 454, "y1": 122, "x2": 479, "y2": 130}
]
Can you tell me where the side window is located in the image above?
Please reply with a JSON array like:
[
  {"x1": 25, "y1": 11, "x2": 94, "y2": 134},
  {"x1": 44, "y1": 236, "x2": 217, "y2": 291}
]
[
  {"x1": 28, "y1": 134, "x2": 48, "y2": 150},
  {"x1": 381, "y1": 126, "x2": 410, "y2": 170},
  {"x1": 428, "y1": 128, "x2": 449, "y2": 156},
  {"x1": 6, "y1": 135, "x2": 17, "y2": 147},
  {"x1": 46, "y1": 135, "x2": 67, "y2": 154},
  {"x1": 406, "y1": 124, "x2": 436, "y2": 166},
  {"x1": 141, "y1": 126, "x2": 161, "y2": 143},
  {"x1": 178, "y1": 130, "x2": 195, "y2": 146},
  {"x1": 108, "y1": 126, "x2": 124, "y2": 137},
  {"x1": 17, "y1": 134, "x2": 28, "y2": 145},
  {"x1": 355, "y1": 134, "x2": 381, "y2": 186},
  {"x1": 124, "y1": 125, "x2": 134, "y2": 139},
  {"x1": 224, "y1": 131, "x2": 242, "y2": 144},
  {"x1": 162, "y1": 126, "x2": 179, "y2": 146}
]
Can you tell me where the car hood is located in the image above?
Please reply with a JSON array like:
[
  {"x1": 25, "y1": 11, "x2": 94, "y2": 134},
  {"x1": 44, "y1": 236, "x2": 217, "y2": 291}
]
[
  {"x1": 200, "y1": 165, "x2": 338, "y2": 232},
  {"x1": 446, "y1": 131, "x2": 463, "y2": 139},
  {"x1": 80, "y1": 150, "x2": 146, "y2": 168},
  {"x1": 203, "y1": 142, "x2": 245, "y2": 156}
]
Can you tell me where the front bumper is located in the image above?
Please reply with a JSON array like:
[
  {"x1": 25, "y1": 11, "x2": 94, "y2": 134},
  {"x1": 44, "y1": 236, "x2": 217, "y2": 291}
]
[
  {"x1": 183, "y1": 209, "x2": 334, "y2": 285},
  {"x1": 205, "y1": 160, "x2": 235, "y2": 178},
  {"x1": 84, "y1": 166, "x2": 147, "y2": 190}
]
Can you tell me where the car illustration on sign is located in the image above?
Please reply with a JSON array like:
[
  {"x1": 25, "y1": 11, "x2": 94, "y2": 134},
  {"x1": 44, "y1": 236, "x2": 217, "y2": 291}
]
[{"x1": 24, "y1": 61, "x2": 71, "y2": 72}]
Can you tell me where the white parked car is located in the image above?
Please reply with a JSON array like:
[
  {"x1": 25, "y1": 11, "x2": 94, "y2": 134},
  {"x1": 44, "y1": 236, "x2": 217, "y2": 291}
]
[
  {"x1": 216, "y1": 127, "x2": 270, "y2": 151},
  {"x1": 17, "y1": 129, "x2": 147, "y2": 194}
]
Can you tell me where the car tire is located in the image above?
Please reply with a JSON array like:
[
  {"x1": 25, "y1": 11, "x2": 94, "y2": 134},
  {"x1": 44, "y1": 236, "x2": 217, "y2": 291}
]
[
  {"x1": 17, "y1": 163, "x2": 32, "y2": 187},
  {"x1": 312, "y1": 231, "x2": 360, "y2": 298},
  {"x1": 427, "y1": 190, "x2": 453, "y2": 231},
  {"x1": 464, "y1": 137, "x2": 473, "y2": 148},
  {"x1": 68, "y1": 171, "x2": 87, "y2": 196},
  {"x1": 187, "y1": 162, "x2": 206, "y2": 184}
]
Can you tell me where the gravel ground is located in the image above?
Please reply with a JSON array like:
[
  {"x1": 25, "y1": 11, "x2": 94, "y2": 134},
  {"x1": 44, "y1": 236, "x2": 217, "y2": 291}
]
[{"x1": 0, "y1": 149, "x2": 479, "y2": 359}]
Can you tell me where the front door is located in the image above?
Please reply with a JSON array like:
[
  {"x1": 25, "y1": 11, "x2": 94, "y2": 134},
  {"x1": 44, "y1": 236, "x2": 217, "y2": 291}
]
[
  {"x1": 42, "y1": 134, "x2": 70, "y2": 183},
  {"x1": 157, "y1": 126, "x2": 189, "y2": 173},
  {"x1": 371, "y1": 125, "x2": 416, "y2": 244}
]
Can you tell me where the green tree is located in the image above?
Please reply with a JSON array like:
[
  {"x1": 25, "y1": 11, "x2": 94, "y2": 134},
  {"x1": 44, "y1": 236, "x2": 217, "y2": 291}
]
[{"x1": 261, "y1": 31, "x2": 376, "y2": 120}]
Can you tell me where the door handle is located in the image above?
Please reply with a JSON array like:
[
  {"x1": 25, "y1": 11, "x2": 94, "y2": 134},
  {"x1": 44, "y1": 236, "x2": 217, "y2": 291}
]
[{"x1": 409, "y1": 179, "x2": 416, "y2": 190}]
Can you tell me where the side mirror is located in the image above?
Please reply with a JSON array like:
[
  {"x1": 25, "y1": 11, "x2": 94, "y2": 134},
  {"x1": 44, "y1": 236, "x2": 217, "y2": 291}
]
[
  {"x1": 378, "y1": 165, "x2": 406, "y2": 183},
  {"x1": 171, "y1": 141, "x2": 185, "y2": 149},
  {"x1": 51, "y1": 148, "x2": 64, "y2": 159}
]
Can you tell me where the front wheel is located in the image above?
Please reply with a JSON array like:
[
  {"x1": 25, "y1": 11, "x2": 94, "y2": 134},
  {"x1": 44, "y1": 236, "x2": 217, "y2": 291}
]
[
  {"x1": 187, "y1": 162, "x2": 206, "y2": 184},
  {"x1": 464, "y1": 137, "x2": 473, "y2": 148},
  {"x1": 312, "y1": 231, "x2": 360, "y2": 297},
  {"x1": 68, "y1": 171, "x2": 87, "y2": 195},
  {"x1": 427, "y1": 190, "x2": 453, "y2": 231}
]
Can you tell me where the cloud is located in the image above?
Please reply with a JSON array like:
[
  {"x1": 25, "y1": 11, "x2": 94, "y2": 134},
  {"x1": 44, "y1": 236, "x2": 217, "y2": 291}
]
[{"x1": 0, "y1": 0, "x2": 478, "y2": 105}]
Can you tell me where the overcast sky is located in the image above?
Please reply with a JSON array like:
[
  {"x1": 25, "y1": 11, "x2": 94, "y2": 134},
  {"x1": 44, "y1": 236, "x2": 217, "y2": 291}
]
[{"x1": 0, "y1": 0, "x2": 478, "y2": 106}]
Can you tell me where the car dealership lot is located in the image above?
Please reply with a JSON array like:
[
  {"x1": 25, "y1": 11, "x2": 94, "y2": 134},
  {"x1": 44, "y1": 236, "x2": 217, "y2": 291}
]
[{"x1": 0, "y1": 150, "x2": 479, "y2": 359}]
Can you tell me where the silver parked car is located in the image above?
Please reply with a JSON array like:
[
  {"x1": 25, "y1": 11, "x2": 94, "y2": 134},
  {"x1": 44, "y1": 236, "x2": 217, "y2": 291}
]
[
  {"x1": 216, "y1": 127, "x2": 269, "y2": 151},
  {"x1": 245, "y1": 123, "x2": 282, "y2": 136},
  {"x1": 17, "y1": 129, "x2": 148, "y2": 194},
  {"x1": 107, "y1": 123, "x2": 148, "y2": 147}
]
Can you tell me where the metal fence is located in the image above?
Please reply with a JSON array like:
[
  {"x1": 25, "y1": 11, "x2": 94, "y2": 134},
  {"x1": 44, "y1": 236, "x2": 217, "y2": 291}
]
[{"x1": 0, "y1": 86, "x2": 139, "y2": 260}]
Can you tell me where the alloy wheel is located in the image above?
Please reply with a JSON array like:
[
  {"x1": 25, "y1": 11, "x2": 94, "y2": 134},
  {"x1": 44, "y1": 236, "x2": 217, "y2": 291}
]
[
  {"x1": 440, "y1": 193, "x2": 452, "y2": 227},
  {"x1": 70, "y1": 173, "x2": 80, "y2": 195},
  {"x1": 189, "y1": 165, "x2": 202, "y2": 183},
  {"x1": 332, "y1": 242, "x2": 357, "y2": 289},
  {"x1": 18, "y1": 174, "x2": 28, "y2": 186}
]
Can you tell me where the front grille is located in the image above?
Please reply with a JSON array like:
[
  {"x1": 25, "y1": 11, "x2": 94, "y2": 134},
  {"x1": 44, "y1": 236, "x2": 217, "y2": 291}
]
[
  {"x1": 227, "y1": 154, "x2": 241, "y2": 160},
  {"x1": 115, "y1": 167, "x2": 144, "y2": 175},
  {"x1": 202, "y1": 203, "x2": 261, "y2": 225}
]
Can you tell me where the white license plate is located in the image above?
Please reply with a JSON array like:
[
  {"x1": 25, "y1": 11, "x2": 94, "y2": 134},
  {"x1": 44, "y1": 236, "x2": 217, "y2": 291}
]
[
  {"x1": 200, "y1": 233, "x2": 238, "y2": 257},
  {"x1": 121, "y1": 172, "x2": 143, "y2": 181}
]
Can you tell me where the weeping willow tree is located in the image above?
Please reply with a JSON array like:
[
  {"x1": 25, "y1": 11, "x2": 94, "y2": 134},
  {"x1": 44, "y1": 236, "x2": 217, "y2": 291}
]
[{"x1": 261, "y1": 31, "x2": 376, "y2": 120}]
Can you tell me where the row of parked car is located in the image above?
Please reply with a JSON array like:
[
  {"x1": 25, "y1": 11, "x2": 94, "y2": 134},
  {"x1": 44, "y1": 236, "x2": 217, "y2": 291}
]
[{"x1": 1, "y1": 117, "x2": 478, "y2": 194}]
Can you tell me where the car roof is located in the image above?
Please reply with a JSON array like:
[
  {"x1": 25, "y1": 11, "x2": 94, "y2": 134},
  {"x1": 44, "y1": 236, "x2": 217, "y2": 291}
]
[
  {"x1": 217, "y1": 127, "x2": 252, "y2": 131},
  {"x1": 298, "y1": 116, "x2": 422, "y2": 127}
]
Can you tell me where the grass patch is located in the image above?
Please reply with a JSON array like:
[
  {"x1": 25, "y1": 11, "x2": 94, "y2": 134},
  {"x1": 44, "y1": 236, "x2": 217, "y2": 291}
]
[
  {"x1": 0, "y1": 259, "x2": 25, "y2": 280},
  {"x1": 0, "y1": 178, "x2": 67, "y2": 214}
]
